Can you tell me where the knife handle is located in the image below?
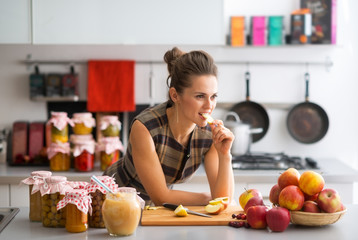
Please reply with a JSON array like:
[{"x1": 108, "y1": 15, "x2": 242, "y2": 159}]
[{"x1": 162, "y1": 203, "x2": 179, "y2": 210}]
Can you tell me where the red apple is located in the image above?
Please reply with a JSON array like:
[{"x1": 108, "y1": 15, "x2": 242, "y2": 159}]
[
  {"x1": 339, "y1": 203, "x2": 346, "y2": 212},
  {"x1": 246, "y1": 205, "x2": 268, "y2": 229},
  {"x1": 239, "y1": 189, "x2": 262, "y2": 210},
  {"x1": 269, "y1": 184, "x2": 281, "y2": 205},
  {"x1": 302, "y1": 200, "x2": 321, "y2": 213},
  {"x1": 278, "y1": 168, "x2": 300, "y2": 189},
  {"x1": 266, "y1": 207, "x2": 290, "y2": 232},
  {"x1": 299, "y1": 171, "x2": 325, "y2": 196},
  {"x1": 244, "y1": 196, "x2": 264, "y2": 213},
  {"x1": 304, "y1": 192, "x2": 319, "y2": 202},
  {"x1": 316, "y1": 188, "x2": 341, "y2": 213},
  {"x1": 278, "y1": 185, "x2": 304, "y2": 211}
]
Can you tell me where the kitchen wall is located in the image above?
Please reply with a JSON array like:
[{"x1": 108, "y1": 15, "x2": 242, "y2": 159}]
[{"x1": 0, "y1": 1, "x2": 358, "y2": 201}]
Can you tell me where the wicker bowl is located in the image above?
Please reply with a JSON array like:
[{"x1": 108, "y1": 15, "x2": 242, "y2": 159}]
[{"x1": 290, "y1": 209, "x2": 347, "y2": 226}]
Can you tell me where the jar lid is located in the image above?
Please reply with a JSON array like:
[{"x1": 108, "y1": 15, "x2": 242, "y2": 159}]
[
  {"x1": 48, "y1": 176, "x2": 67, "y2": 183},
  {"x1": 48, "y1": 111, "x2": 74, "y2": 129},
  {"x1": 72, "y1": 113, "x2": 96, "y2": 127},
  {"x1": 68, "y1": 181, "x2": 89, "y2": 190},
  {"x1": 21, "y1": 171, "x2": 52, "y2": 191},
  {"x1": 73, "y1": 112, "x2": 93, "y2": 119},
  {"x1": 57, "y1": 189, "x2": 92, "y2": 214},
  {"x1": 47, "y1": 142, "x2": 70, "y2": 159},
  {"x1": 70, "y1": 134, "x2": 94, "y2": 144},
  {"x1": 86, "y1": 175, "x2": 118, "y2": 194},
  {"x1": 38, "y1": 176, "x2": 73, "y2": 196},
  {"x1": 96, "y1": 137, "x2": 124, "y2": 154},
  {"x1": 100, "y1": 116, "x2": 121, "y2": 130},
  {"x1": 73, "y1": 140, "x2": 95, "y2": 157}
]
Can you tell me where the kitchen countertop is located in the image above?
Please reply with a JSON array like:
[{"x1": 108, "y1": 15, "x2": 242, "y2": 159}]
[
  {"x1": 0, "y1": 158, "x2": 358, "y2": 185},
  {"x1": 0, "y1": 205, "x2": 357, "y2": 240}
]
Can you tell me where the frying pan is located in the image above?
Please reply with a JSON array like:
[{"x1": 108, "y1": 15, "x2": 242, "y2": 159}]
[
  {"x1": 286, "y1": 73, "x2": 329, "y2": 144},
  {"x1": 230, "y1": 72, "x2": 269, "y2": 143}
]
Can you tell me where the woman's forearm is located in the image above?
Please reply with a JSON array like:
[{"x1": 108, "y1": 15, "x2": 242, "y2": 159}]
[{"x1": 211, "y1": 153, "x2": 235, "y2": 202}]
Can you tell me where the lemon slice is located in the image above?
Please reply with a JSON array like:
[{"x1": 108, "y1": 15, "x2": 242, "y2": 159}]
[
  {"x1": 202, "y1": 113, "x2": 214, "y2": 124},
  {"x1": 174, "y1": 204, "x2": 188, "y2": 217}
]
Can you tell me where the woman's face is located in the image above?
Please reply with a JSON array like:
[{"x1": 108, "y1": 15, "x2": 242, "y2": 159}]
[{"x1": 177, "y1": 75, "x2": 218, "y2": 127}]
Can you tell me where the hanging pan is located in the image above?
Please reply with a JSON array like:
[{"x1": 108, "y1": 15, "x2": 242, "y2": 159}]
[
  {"x1": 286, "y1": 73, "x2": 329, "y2": 144},
  {"x1": 230, "y1": 72, "x2": 269, "y2": 143}
]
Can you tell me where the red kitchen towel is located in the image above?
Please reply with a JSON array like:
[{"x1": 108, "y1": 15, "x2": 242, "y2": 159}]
[{"x1": 87, "y1": 60, "x2": 135, "y2": 112}]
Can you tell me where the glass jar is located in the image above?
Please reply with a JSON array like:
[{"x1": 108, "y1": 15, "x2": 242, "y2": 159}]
[
  {"x1": 102, "y1": 188, "x2": 142, "y2": 236},
  {"x1": 100, "y1": 116, "x2": 121, "y2": 137},
  {"x1": 97, "y1": 137, "x2": 123, "y2": 171},
  {"x1": 72, "y1": 113, "x2": 96, "y2": 135},
  {"x1": 21, "y1": 171, "x2": 52, "y2": 222},
  {"x1": 47, "y1": 142, "x2": 70, "y2": 171},
  {"x1": 57, "y1": 189, "x2": 91, "y2": 233},
  {"x1": 47, "y1": 112, "x2": 74, "y2": 143}
]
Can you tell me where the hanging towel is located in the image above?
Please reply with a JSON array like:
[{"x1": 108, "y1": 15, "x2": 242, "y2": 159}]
[{"x1": 87, "y1": 60, "x2": 135, "y2": 112}]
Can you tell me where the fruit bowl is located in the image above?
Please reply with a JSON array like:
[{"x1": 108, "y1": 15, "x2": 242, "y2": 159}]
[{"x1": 290, "y1": 209, "x2": 347, "y2": 226}]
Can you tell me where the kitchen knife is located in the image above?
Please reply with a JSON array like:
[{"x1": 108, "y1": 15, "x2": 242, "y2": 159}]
[{"x1": 162, "y1": 203, "x2": 212, "y2": 218}]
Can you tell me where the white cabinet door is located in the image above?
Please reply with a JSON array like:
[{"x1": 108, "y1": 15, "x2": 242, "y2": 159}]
[
  {"x1": 10, "y1": 184, "x2": 29, "y2": 207},
  {"x1": 0, "y1": 0, "x2": 31, "y2": 43},
  {"x1": 33, "y1": 0, "x2": 224, "y2": 45},
  {"x1": 0, "y1": 184, "x2": 10, "y2": 207}
]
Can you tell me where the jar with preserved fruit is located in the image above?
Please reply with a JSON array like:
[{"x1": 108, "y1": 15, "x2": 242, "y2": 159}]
[
  {"x1": 21, "y1": 171, "x2": 52, "y2": 221},
  {"x1": 86, "y1": 176, "x2": 118, "y2": 228},
  {"x1": 97, "y1": 137, "x2": 124, "y2": 171},
  {"x1": 100, "y1": 116, "x2": 121, "y2": 137},
  {"x1": 71, "y1": 113, "x2": 96, "y2": 135},
  {"x1": 57, "y1": 189, "x2": 92, "y2": 233},
  {"x1": 73, "y1": 137, "x2": 95, "y2": 172},
  {"x1": 40, "y1": 176, "x2": 73, "y2": 228},
  {"x1": 47, "y1": 142, "x2": 70, "y2": 171},
  {"x1": 47, "y1": 112, "x2": 74, "y2": 143}
]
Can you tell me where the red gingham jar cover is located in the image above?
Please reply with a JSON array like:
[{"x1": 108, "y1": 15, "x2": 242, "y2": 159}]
[
  {"x1": 48, "y1": 111, "x2": 74, "y2": 130},
  {"x1": 86, "y1": 175, "x2": 118, "y2": 194},
  {"x1": 38, "y1": 176, "x2": 73, "y2": 196},
  {"x1": 21, "y1": 171, "x2": 52, "y2": 194},
  {"x1": 57, "y1": 189, "x2": 92, "y2": 215},
  {"x1": 68, "y1": 181, "x2": 89, "y2": 189}
]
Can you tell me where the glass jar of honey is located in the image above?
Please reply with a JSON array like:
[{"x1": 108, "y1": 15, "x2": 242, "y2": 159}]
[
  {"x1": 57, "y1": 189, "x2": 91, "y2": 233},
  {"x1": 73, "y1": 137, "x2": 95, "y2": 172},
  {"x1": 100, "y1": 116, "x2": 121, "y2": 137},
  {"x1": 97, "y1": 137, "x2": 124, "y2": 171},
  {"x1": 47, "y1": 142, "x2": 70, "y2": 171},
  {"x1": 21, "y1": 171, "x2": 52, "y2": 221},
  {"x1": 47, "y1": 112, "x2": 74, "y2": 143},
  {"x1": 71, "y1": 113, "x2": 96, "y2": 135}
]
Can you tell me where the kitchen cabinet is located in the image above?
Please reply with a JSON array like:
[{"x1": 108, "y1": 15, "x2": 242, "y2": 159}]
[
  {"x1": 0, "y1": 184, "x2": 9, "y2": 206},
  {"x1": 32, "y1": 0, "x2": 224, "y2": 45},
  {"x1": 0, "y1": 0, "x2": 32, "y2": 44}
]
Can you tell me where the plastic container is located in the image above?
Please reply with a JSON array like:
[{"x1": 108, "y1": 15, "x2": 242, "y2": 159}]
[
  {"x1": 47, "y1": 112, "x2": 74, "y2": 143},
  {"x1": 73, "y1": 137, "x2": 95, "y2": 172},
  {"x1": 21, "y1": 171, "x2": 52, "y2": 221},
  {"x1": 47, "y1": 142, "x2": 70, "y2": 171},
  {"x1": 72, "y1": 113, "x2": 96, "y2": 135},
  {"x1": 57, "y1": 189, "x2": 92, "y2": 233},
  {"x1": 86, "y1": 176, "x2": 118, "y2": 228},
  {"x1": 100, "y1": 116, "x2": 121, "y2": 137},
  {"x1": 97, "y1": 137, "x2": 124, "y2": 171}
]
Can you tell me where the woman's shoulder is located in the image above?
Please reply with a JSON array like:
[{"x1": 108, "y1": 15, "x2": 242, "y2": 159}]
[{"x1": 134, "y1": 101, "x2": 169, "y2": 129}]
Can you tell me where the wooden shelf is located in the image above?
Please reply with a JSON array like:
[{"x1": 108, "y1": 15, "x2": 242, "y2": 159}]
[{"x1": 30, "y1": 96, "x2": 79, "y2": 102}]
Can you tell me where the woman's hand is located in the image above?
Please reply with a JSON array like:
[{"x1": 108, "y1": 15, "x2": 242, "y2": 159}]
[{"x1": 209, "y1": 120, "x2": 235, "y2": 156}]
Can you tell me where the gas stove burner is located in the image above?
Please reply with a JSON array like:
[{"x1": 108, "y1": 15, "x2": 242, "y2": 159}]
[{"x1": 232, "y1": 152, "x2": 319, "y2": 170}]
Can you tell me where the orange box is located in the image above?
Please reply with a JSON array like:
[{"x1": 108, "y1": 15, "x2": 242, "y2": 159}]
[{"x1": 230, "y1": 16, "x2": 245, "y2": 46}]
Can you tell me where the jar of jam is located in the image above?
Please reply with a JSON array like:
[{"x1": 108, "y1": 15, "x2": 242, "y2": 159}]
[
  {"x1": 97, "y1": 137, "x2": 124, "y2": 171},
  {"x1": 86, "y1": 176, "x2": 118, "y2": 228},
  {"x1": 21, "y1": 171, "x2": 52, "y2": 221},
  {"x1": 102, "y1": 187, "x2": 144, "y2": 236},
  {"x1": 57, "y1": 189, "x2": 92, "y2": 233},
  {"x1": 40, "y1": 176, "x2": 73, "y2": 228},
  {"x1": 47, "y1": 112, "x2": 74, "y2": 143},
  {"x1": 72, "y1": 113, "x2": 96, "y2": 135},
  {"x1": 73, "y1": 137, "x2": 95, "y2": 172},
  {"x1": 100, "y1": 115, "x2": 121, "y2": 137},
  {"x1": 47, "y1": 142, "x2": 70, "y2": 171}
]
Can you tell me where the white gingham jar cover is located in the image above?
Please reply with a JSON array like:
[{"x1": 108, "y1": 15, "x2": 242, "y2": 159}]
[
  {"x1": 57, "y1": 189, "x2": 92, "y2": 215},
  {"x1": 100, "y1": 116, "x2": 121, "y2": 130},
  {"x1": 39, "y1": 176, "x2": 73, "y2": 196},
  {"x1": 48, "y1": 111, "x2": 74, "y2": 130},
  {"x1": 20, "y1": 171, "x2": 52, "y2": 194}
]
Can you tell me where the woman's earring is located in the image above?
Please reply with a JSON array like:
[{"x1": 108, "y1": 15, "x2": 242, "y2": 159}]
[{"x1": 176, "y1": 105, "x2": 179, "y2": 123}]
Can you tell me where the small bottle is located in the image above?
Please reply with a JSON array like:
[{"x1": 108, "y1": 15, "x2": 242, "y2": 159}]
[
  {"x1": 47, "y1": 112, "x2": 74, "y2": 143},
  {"x1": 47, "y1": 142, "x2": 70, "y2": 171},
  {"x1": 57, "y1": 189, "x2": 91, "y2": 233},
  {"x1": 97, "y1": 137, "x2": 124, "y2": 171},
  {"x1": 73, "y1": 137, "x2": 95, "y2": 172},
  {"x1": 100, "y1": 116, "x2": 121, "y2": 137},
  {"x1": 72, "y1": 113, "x2": 96, "y2": 135}
]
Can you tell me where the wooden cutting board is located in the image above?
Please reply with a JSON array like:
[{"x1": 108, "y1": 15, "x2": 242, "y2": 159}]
[{"x1": 141, "y1": 205, "x2": 243, "y2": 226}]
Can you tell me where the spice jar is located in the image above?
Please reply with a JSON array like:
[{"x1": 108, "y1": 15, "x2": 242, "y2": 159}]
[
  {"x1": 86, "y1": 176, "x2": 118, "y2": 228},
  {"x1": 97, "y1": 137, "x2": 124, "y2": 171},
  {"x1": 40, "y1": 176, "x2": 73, "y2": 228},
  {"x1": 57, "y1": 189, "x2": 92, "y2": 233},
  {"x1": 47, "y1": 142, "x2": 70, "y2": 171},
  {"x1": 102, "y1": 187, "x2": 144, "y2": 236},
  {"x1": 100, "y1": 116, "x2": 121, "y2": 137},
  {"x1": 47, "y1": 112, "x2": 74, "y2": 143},
  {"x1": 21, "y1": 171, "x2": 52, "y2": 222},
  {"x1": 71, "y1": 113, "x2": 96, "y2": 135},
  {"x1": 73, "y1": 136, "x2": 95, "y2": 172}
]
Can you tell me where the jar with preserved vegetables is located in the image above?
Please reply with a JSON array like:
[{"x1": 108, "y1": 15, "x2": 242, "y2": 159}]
[
  {"x1": 100, "y1": 116, "x2": 121, "y2": 137},
  {"x1": 85, "y1": 176, "x2": 118, "y2": 228},
  {"x1": 47, "y1": 112, "x2": 74, "y2": 143},
  {"x1": 57, "y1": 189, "x2": 92, "y2": 233},
  {"x1": 21, "y1": 171, "x2": 52, "y2": 221},
  {"x1": 47, "y1": 142, "x2": 70, "y2": 171},
  {"x1": 73, "y1": 137, "x2": 95, "y2": 172},
  {"x1": 71, "y1": 113, "x2": 96, "y2": 135},
  {"x1": 97, "y1": 137, "x2": 124, "y2": 171},
  {"x1": 40, "y1": 176, "x2": 73, "y2": 228}
]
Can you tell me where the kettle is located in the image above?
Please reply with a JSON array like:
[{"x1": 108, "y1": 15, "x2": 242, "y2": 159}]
[{"x1": 224, "y1": 112, "x2": 263, "y2": 156}]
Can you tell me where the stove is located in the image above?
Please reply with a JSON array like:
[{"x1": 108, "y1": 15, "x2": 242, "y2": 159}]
[{"x1": 232, "y1": 152, "x2": 319, "y2": 170}]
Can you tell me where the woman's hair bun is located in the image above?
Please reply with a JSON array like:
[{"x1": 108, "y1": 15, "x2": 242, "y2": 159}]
[{"x1": 164, "y1": 47, "x2": 185, "y2": 75}]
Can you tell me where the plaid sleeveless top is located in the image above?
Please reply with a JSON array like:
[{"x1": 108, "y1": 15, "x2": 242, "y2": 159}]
[{"x1": 104, "y1": 101, "x2": 213, "y2": 204}]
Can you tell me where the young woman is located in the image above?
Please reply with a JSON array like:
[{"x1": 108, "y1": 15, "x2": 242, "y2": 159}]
[{"x1": 104, "y1": 47, "x2": 235, "y2": 206}]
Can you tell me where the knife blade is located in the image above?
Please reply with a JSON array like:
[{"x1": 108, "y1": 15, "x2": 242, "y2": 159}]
[{"x1": 162, "y1": 203, "x2": 212, "y2": 218}]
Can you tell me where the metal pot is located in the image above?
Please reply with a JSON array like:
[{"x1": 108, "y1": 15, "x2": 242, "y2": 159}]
[{"x1": 224, "y1": 112, "x2": 263, "y2": 156}]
